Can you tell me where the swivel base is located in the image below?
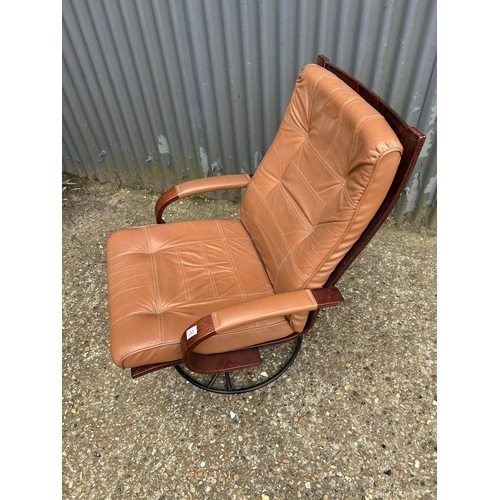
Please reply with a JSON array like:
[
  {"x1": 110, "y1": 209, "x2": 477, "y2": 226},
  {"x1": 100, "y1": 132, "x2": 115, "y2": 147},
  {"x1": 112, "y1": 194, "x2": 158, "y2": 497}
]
[{"x1": 174, "y1": 337, "x2": 303, "y2": 394}]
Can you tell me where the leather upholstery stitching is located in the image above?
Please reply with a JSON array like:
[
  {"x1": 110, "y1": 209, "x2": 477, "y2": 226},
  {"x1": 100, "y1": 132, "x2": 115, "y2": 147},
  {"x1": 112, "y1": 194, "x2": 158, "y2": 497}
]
[
  {"x1": 242, "y1": 182, "x2": 264, "y2": 237},
  {"x1": 305, "y1": 137, "x2": 347, "y2": 186},
  {"x1": 278, "y1": 180, "x2": 314, "y2": 230},
  {"x1": 282, "y1": 114, "x2": 309, "y2": 137},
  {"x1": 307, "y1": 72, "x2": 329, "y2": 126},
  {"x1": 214, "y1": 220, "x2": 247, "y2": 301},
  {"x1": 342, "y1": 183, "x2": 358, "y2": 209},
  {"x1": 289, "y1": 159, "x2": 326, "y2": 208},
  {"x1": 273, "y1": 227, "x2": 313, "y2": 285},
  {"x1": 270, "y1": 140, "x2": 283, "y2": 165},
  {"x1": 175, "y1": 245, "x2": 190, "y2": 304},
  {"x1": 260, "y1": 193, "x2": 290, "y2": 253},
  {"x1": 145, "y1": 226, "x2": 164, "y2": 341},
  {"x1": 254, "y1": 216, "x2": 287, "y2": 261},
  {"x1": 347, "y1": 114, "x2": 383, "y2": 168},
  {"x1": 200, "y1": 242, "x2": 218, "y2": 299}
]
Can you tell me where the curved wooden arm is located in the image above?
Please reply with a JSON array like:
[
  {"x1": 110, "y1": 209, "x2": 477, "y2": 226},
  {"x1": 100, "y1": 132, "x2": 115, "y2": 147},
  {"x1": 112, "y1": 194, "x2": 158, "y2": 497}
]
[
  {"x1": 155, "y1": 174, "x2": 252, "y2": 224},
  {"x1": 155, "y1": 187, "x2": 179, "y2": 224},
  {"x1": 180, "y1": 287, "x2": 344, "y2": 373}
]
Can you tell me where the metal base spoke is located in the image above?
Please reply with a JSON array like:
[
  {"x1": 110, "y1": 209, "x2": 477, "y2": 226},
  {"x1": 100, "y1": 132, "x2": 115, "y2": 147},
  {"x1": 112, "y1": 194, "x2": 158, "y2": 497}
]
[{"x1": 174, "y1": 337, "x2": 303, "y2": 394}]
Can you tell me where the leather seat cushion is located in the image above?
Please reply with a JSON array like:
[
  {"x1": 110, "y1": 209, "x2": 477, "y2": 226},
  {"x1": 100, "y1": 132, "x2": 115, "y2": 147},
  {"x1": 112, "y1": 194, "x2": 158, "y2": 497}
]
[{"x1": 106, "y1": 219, "x2": 294, "y2": 368}]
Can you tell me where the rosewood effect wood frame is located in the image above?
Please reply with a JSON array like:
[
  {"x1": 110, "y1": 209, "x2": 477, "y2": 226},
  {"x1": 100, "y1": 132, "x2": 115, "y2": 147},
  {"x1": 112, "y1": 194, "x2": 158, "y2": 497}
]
[{"x1": 130, "y1": 55, "x2": 426, "y2": 381}]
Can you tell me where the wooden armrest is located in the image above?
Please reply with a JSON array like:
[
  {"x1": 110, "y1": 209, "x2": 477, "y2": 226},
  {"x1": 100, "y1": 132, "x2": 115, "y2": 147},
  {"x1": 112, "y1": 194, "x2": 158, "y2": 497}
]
[
  {"x1": 155, "y1": 174, "x2": 252, "y2": 223},
  {"x1": 180, "y1": 287, "x2": 344, "y2": 373}
]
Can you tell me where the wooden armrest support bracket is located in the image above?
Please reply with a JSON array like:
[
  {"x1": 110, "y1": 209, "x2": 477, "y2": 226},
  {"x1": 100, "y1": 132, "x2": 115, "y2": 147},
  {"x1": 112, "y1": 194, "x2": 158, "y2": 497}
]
[{"x1": 311, "y1": 286, "x2": 344, "y2": 309}]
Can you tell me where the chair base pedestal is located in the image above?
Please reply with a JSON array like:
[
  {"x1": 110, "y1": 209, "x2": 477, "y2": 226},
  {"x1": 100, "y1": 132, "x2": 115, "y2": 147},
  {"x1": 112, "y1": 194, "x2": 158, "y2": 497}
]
[{"x1": 174, "y1": 337, "x2": 303, "y2": 394}]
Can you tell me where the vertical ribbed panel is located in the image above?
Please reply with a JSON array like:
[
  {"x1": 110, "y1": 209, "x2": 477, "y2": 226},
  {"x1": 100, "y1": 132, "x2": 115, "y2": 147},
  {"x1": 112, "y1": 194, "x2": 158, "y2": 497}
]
[{"x1": 63, "y1": 0, "x2": 437, "y2": 226}]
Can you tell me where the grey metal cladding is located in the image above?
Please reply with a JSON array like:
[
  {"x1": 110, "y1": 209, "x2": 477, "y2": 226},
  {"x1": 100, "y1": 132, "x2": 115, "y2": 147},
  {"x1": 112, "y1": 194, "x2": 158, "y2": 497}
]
[{"x1": 62, "y1": 0, "x2": 437, "y2": 227}]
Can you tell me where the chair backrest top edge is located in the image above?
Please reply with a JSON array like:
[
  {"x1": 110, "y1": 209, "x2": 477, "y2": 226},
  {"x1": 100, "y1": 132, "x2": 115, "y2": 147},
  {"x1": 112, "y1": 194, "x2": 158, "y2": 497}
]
[{"x1": 317, "y1": 54, "x2": 413, "y2": 143}]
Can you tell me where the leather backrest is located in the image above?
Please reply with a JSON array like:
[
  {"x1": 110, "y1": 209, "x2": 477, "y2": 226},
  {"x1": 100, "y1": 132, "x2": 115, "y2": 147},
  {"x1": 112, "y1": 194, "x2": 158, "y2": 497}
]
[{"x1": 240, "y1": 64, "x2": 403, "y2": 331}]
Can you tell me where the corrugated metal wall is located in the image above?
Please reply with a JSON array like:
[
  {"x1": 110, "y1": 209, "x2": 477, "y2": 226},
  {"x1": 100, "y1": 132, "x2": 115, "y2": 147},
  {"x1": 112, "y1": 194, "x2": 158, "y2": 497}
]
[{"x1": 62, "y1": 0, "x2": 437, "y2": 227}]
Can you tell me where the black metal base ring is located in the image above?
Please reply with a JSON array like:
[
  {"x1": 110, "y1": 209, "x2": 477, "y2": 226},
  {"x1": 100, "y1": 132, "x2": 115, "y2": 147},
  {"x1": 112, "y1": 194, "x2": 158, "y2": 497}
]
[{"x1": 174, "y1": 337, "x2": 302, "y2": 394}]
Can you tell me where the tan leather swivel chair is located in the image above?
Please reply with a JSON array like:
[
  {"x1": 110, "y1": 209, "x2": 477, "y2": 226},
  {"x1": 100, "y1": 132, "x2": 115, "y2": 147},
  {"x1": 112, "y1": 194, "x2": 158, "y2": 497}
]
[{"x1": 106, "y1": 55, "x2": 425, "y2": 394}]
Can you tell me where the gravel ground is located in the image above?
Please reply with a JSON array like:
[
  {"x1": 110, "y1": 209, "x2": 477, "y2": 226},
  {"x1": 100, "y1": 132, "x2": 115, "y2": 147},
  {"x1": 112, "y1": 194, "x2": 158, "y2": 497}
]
[{"x1": 62, "y1": 175, "x2": 437, "y2": 500}]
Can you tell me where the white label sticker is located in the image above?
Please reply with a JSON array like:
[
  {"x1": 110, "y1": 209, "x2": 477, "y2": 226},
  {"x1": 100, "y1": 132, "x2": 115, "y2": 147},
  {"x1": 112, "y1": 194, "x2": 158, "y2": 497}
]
[{"x1": 186, "y1": 325, "x2": 198, "y2": 339}]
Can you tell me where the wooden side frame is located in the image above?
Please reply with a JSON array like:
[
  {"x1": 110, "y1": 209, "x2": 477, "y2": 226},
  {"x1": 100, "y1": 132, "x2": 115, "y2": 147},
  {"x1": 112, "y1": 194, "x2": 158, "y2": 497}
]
[{"x1": 131, "y1": 55, "x2": 426, "y2": 379}]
